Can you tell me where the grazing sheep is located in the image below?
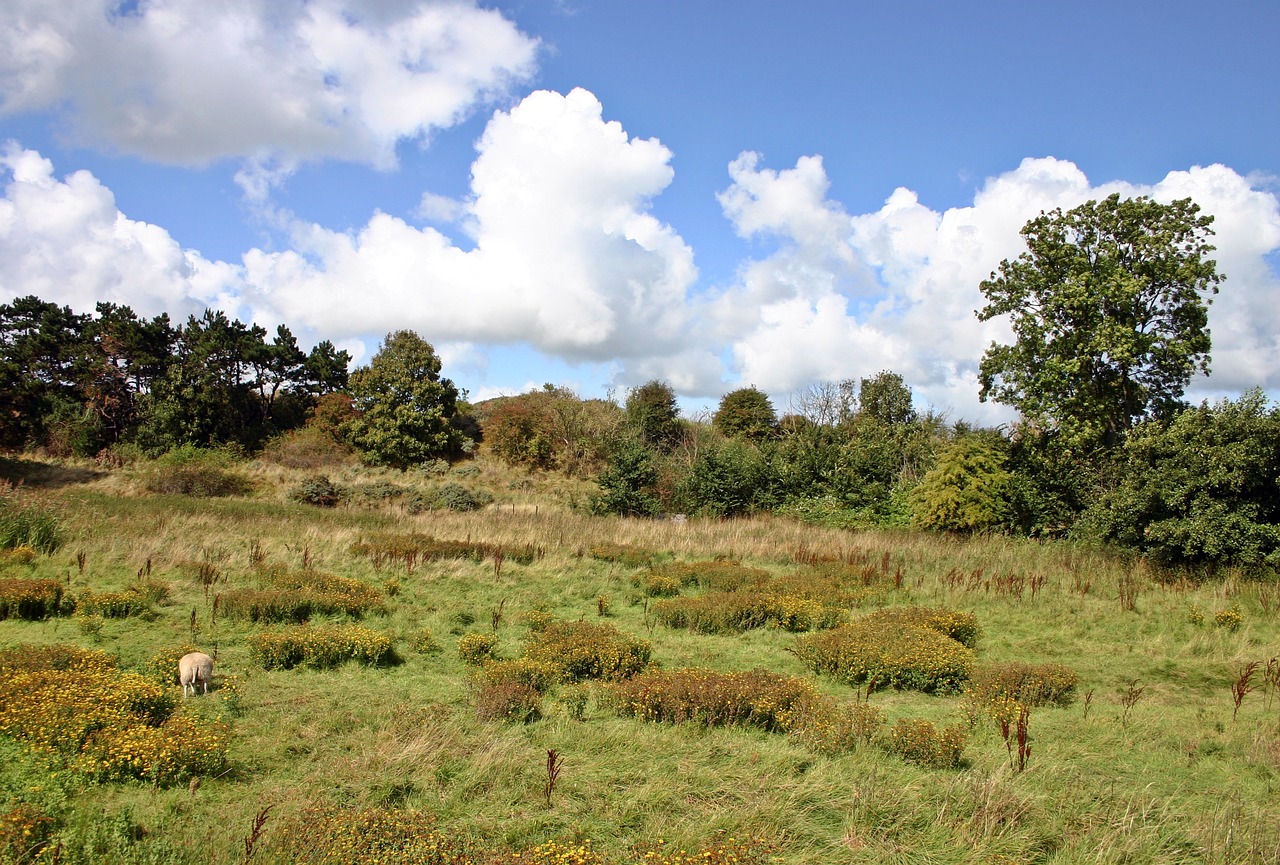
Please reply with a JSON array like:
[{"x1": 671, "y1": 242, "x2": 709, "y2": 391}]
[{"x1": 179, "y1": 652, "x2": 214, "y2": 697}]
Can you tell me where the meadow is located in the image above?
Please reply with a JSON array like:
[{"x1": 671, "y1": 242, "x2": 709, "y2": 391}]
[{"x1": 1, "y1": 453, "x2": 1278, "y2": 864}]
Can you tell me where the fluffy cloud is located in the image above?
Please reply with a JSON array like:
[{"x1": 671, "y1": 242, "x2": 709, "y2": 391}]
[
  {"x1": 712, "y1": 154, "x2": 1280, "y2": 423},
  {"x1": 0, "y1": 142, "x2": 241, "y2": 318},
  {"x1": 0, "y1": 0, "x2": 538, "y2": 167},
  {"x1": 241, "y1": 88, "x2": 703, "y2": 363}
]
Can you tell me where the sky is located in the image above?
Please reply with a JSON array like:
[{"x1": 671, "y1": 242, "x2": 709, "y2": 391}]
[{"x1": 2, "y1": 0, "x2": 1278, "y2": 425}]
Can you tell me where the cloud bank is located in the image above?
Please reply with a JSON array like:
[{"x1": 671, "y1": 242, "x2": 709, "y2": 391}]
[
  {"x1": 2, "y1": 87, "x2": 1278, "y2": 423},
  {"x1": 0, "y1": 0, "x2": 538, "y2": 168}
]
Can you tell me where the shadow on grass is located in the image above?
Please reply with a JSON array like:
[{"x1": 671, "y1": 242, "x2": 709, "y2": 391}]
[{"x1": 0, "y1": 455, "x2": 105, "y2": 489}]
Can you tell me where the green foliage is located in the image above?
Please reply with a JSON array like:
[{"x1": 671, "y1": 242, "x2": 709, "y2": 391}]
[
  {"x1": 625, "y1": 380, "x2": 683, "y2": 450},
  {"x1": 608, "y1": 667, "x2": 816, "y2": 733},
  {"x1": 978, "y1": 194, "x2": 1222, "y2": 451},
  {"x1": 860, "y1": 606, "x2": 981, "y2": 648},
  {"x1": 262, "y1": 427, "x2": 355, "y2": 469},
  {"x1": 248, "y1": 624, "x2": 395, "y2": 670},
  {"x1": 858, "y1": 371, "x2": 916, "y2": 425},
  {"x1": 417, "y1": 482, "x2": 494, "y2": 512},
  {"x1": 344, "y1": 330, "x2": 471, "y2": 468},
  {"x1": 219, "y1": 570, "x2": 385, "y2": 623},
  {"x1": 782, "y1": 694, "x2": 884, "y2": 754},
  {"x1": 712, "y1": 387, "x2": 777, "y2": 440},
  {"x1": 457, "y1": 632, "x2": 501, "y2": 666},
  {"x1": 291, "y1": 474, "x2": 342, "y2": 507},
  {"x1": 676, "y1": 438, "x2": 777, "y2": 517},
  {"x1": 1076, "y1": 391, "x2": 1280, "y2": 567},
  {"x1": 0, "y1": 493, "x2": 66, "y2": 554},
  {"x1": 522, "y1": 620, "x2": 651, "y2": 682},
  {"x1": 590, "y1": 436, "x2": 662, "y2": 517},
  {"x1": 793, "y1": 620, "x2": 974, "y2": 693},
  {"x1": 651, "y1": 591, "x2": 842, "y2": 634},
  {"x1": 910, "y1": 436, "x2": 1012, "y2": 533},
  {"x1": 143, "y1": 445, "x2": 251, "y2": 497},
  {"x1": 481, "y1": 391, "x2": 560, "y2": 470}
]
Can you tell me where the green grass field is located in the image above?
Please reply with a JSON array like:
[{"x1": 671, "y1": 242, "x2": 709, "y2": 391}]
[{"x1": 1, "y1": 454, "x2": 1278, "y2": 864}]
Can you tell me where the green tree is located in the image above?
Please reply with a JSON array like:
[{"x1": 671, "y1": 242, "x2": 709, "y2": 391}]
[
  {"x1": 1075, "y1": 390, "x2": 1280, "y2": 567},
  {"x1": 676, "y1": 438, "x2": 778, "y2": 518},
  {"x1": 977, "y1": 194, "x2": 1222, "y2": 451},
  {"x1": 590, "y1": 435, "x2": 661, "y2": 517},
  {"x1": 625, "y1": 380, "x2": 682, "y2": 450},
  {"x1": 712, "y1": 387, "x2": 777, "y2": 441},
  {"x1": 344, "y1": 331, "x2": 470, "y2": 468},
  {"x1": 858, "y1": 371, "x2": 916, "y2": 425},
  {"x1": 910, "y1": 436, "x2": 1012, "y2": 533}
]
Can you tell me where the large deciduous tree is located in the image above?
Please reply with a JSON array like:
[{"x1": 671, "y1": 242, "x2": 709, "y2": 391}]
[
  {"x1": 712, "y1": 386, "x2": 777, "y2": 441},
  {"x1": 977, "y1": 194, "x2": 1222, "y2": 451},
  {"x1": 344, "y1": 330, "x2": 470, "y2": 468}
]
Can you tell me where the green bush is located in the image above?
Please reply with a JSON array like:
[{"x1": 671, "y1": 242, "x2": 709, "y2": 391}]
[
  {"x1": 608, "y1": 667, "x2": 814, "y2": 732},
  {"x1": 781, "y1": 694, "x2": 884, "y2": 755},
  {"x1": 144, "y1": 446, "x2": 251, "y2": 497},
  {"x1": 965, "y1": 661, "x2": 1078, "y2": 710},
  {"x1": 793, "y1": 620, "x2": 974, "y2": 694},
  {"x1": 219, "y1": 570, "x2": 384, "y2": 623},
  {"x1": 457, "y1": 632, "x2": 500, "y2": 666},
  {"x1": 291, "y1": 474, "x2": 341, "y2": 507},
  {"x1": 882, "y1": 718, "x2": 968, "y2": 769},
  {"x1": 651, "y1": 591, "x2": 842, "y2": 634},
  {"x1": 77, "y1": 590, "x2": 148, "y2": 619},
  {"x1": 0, "y1": 578, "x2": 66, "y2": 620},
  {"x1": 248, "y1": 625, "x2": 395, "y2": 670},
  {"x1": 861, "y1": 606, "x2": 981, "y2": 648},
  {"x1": 522, "y1": 620, "x2": 651, "y2": 682},
  {"x1": 419, "y1": 483, "x2": 493, "y2": 512},
  {"x1": 909, "y1": 437, "x2": 1012, "y2": 533},
  {"x1": 261, "y1": 427, "x2": 354, "y2": 469}
]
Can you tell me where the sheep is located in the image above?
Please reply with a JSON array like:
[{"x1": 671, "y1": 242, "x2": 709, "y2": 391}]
[{"x1": 179, "y1": 651, "x2": 214, "y2": 697}]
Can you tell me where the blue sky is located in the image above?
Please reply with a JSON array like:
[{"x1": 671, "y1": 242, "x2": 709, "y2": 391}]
[{"x1": 2, "y1": 0, "x2": 1278, "y2": 424}]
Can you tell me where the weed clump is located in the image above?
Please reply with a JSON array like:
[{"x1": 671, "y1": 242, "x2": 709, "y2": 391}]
[
  {"x1": 248, "y1": 624, "x2": 395, "y2": 670},
  {"x1": 0, "y1": 578, "x2": 66, "y2": 620},
  {"x1": 882, "y1": 718, "x2": 968, "y2": 769},
  {"x1": 793, "y1": 619, "x2": 974, "y2": 694},
  {"x1": 965, "y1": 661, "x2": 1079, "y2": 711},
  {"x1": 608, "y1": 667, "x2": 815, "y2": 732},
  {"x1": 523, "y1": 620, "x2": 651, "y2": 682}
]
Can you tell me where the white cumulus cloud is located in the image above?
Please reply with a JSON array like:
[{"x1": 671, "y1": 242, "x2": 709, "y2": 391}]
[{"x1": 0, "y1": 0, "x2": 538, "y2": 168}]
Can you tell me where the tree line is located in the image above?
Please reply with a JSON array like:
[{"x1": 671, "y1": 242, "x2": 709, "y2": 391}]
[{"x1": 3, "y1": 193, "x2": 1278, "y2": 571}]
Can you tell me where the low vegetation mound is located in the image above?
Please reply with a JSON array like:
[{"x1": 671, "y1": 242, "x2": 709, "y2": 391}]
[
  {"x1": 351, "y1": 533, "x2": 542, "y2": 570},
  {"x1": 220, "y1": 569, "x2": 385, "y2": 623},
  {"x1": 522, "y1": 620, "x2": 651, "y2": 682},
  {"x1": 0, "y1": 578, "x2": 66, "y2": 620},
  {"x1": 608, "y1": 667, "x2": 816, "y2": 733},
  {"x1": 792, "y1": 618, "x2": 975, "y2": 694},
  {"x1": 965, "y1": 661, "x2": 1079, "y2": 710},
  {"x1": 860, "y1": 606, "x2": 981, "y2": 648},
  {"x1": 650, "y1": 591, "x2": 842, "y2": 634},
  {"x1": 248, "y1": 624, "x2": 395, "y2": 670}
]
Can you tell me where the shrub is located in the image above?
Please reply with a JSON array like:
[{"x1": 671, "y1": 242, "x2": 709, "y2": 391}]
[
  {"x1": 78, "y1": 589, "x2": 148, "y2": 618},
  {"x1": 473, "y1": 658, "x2": 563, "y2": 693},
  {"x1": 0, "y1": 802, "x2": 55, "y2": 863},
  {"x1": 882, "y1": 718, "x2": 968, "y2": 769},
  {"x1": 291, "y1": 475, "x2": 341, "y2": 507},
  {"x1": 793, "y1": 621, "x2": 974, "y2": 694},
  {"x1": 523, "y1": 621, "x2": 651, "y2": 682},
  {"x1": 608, "y1": 667, "x2": 815, "y2": 733},
  {"x1": 780, "y1": 694, "x2": 884, "y2": 755},
  {"x1": 457, "y1": 632, "x2": 500, "y2": 666},
  {"x1": 219, "y1": 570, "x2": 385, "y2": 623},
  {"x1": 275, "y1": 807, "x2": 477, "y2": 864},
  {"x1": 0, "y1": 578, "x2": 66, "y2": 620},
  {"x1": 521, "y1": 609, "x2": 556, "y2": 631},
  {"x1": 0, "y1": 652, "x2": 227, "y2": 786},
  {"x1": 651, "y1": 591, "x2": 842, "y2": 634},
  {"x1": 965, "y1": 661, "x2": 1078, "y2": 711},
  {"x1": 909, "y1": 437, "x2": 1012, "y2": 533},
  {"x1": 587, "y1": 543, "x2": 658, "y2": 568},
  {"x1": 474, "y1": 680, "x2": 542, "y2": 723},
  {"x1": 642, "y1": 561, "x2": 770, "y2": 593},
  {"x1": 409, "y1": 628, "x2": 441, "y2": 654},
  {"x1": 861, "y1": 606, "x2": 981, "y2": 648},
  {"x1": 0, "y1": 494, "x2": 65, "y2": 554},
  {"x1": 260, "y1": 427, "x2": 354, "y2": 469},
  {"x1": 418, "y1": 483, "x2": 493, "y2": 512},
  {"x1": 144, "y1": 644, "x2": 201, "y2": 686},
  {"x1": 1215, "y1": 607, "x2": 1244, "y2": 631},
  {"x1": 144, "y1": 446, "x2": 251, "y2": 497},
  {"x1": 638, "y1": 572, "x2": 681, "y2": 597},
  {"x1": 249, "y1": 625, "x2": 395, "y2": 670}
]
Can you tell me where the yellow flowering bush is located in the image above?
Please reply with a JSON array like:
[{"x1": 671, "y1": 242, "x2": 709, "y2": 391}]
[
  {"x1": 522, "y1": 621, "x2": 651, "y2": 682},
  {"x1": 249, "y1": 624, "x2": 395, "y2": 670},
  {"x1": 779, "y1": 693, "x2": 884, "y2": 754},
  {"x1": 221, "y1": 569, "x2": 385, "y2": 623},
  {"x1": 639, "y1": 561, "x2": 770, "y2": 593},
  {"x1": 458, "y1": 632, "x2": 501, "y2": 666},
  {"x1": 1214, "y1": 607, "x2": 1244, "y2": 631},
  {"x1": 651, "y1": 591, "x2": 842, "y2": 634},
  {"x1": 793, "y1": 620, "x2": 974, "y2": 694},
  {"x1": 0, "y1": 645, "x2": 228, "y2": 786},
  {"x1": 474, "y1": 658, "x2": 563, "y2": 693},
  {"x1": 861, "y1": 606, "x2": 981, "y2": 648},
  {"x1": 607, "y1": 667, "x2": 816, "y2": 732},
  {"x1": 76, "y1": 589, "x2": 147, "y2": 618},
  {"x1": 280, "y1": 807, "x2": 477, "y2": 864},
  {"x1": 882, "y1": 718, "x2": 968, "y2": 769},
  {"x1": 0, "y1": 577, "x2": 65, "y2": 620},
  {"x1": 965, "y1": 661, "x2": 1078, "y2": 709}
]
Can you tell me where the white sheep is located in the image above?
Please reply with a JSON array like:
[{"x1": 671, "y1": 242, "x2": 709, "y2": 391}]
[{"x1": 178, "y1": 651, "x2": 214, "y2": 697}]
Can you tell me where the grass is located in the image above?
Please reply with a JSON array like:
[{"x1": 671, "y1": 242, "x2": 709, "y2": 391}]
[{"x1": 0, "y1": 451, "x2": 1278, "y2": 863}]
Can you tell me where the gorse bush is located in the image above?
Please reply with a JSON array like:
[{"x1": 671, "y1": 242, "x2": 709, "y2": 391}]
[
  {"x1": 882, "y1": 718, "x2": 968, "y2": 769},
  {"x1": 608, "y1": 667, "x2": 816, "y2": 733},
  {"x1": 248, "y1": 624, "x2": 395, "y2": 670},
  {"x1": 793, "y1": 620, "x2": 974, "y2": 694},
  {"x1": 473, "y1": 658, "x2": 563, "y2": 693},
  {"x1": 522, "y1": 620, "x2": 651, "y2": 682},
  {"x1": 0, "y1": 644, "x2": 227, "y2": 786},
  {"x1": 965, "y1": 661, "x2": 1078, "y2": 711},
  {"x1": 861, "y1": 606, "x2": 981, "y2": 648},
  {"x1": 0, "y1": 577, "x2": 66, "y2": 620},
  {"x1": 220, "y1": 569, "x2": 385, "y2": 623}
]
